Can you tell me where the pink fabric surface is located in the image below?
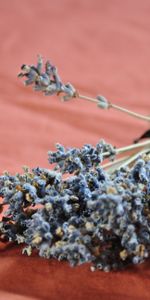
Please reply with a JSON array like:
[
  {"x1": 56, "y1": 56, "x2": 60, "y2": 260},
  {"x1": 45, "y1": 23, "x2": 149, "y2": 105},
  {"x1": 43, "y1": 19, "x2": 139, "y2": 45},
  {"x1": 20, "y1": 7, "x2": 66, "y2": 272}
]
[{"x1": 0, "y1": 0, "x2": 150, "y2": 299}]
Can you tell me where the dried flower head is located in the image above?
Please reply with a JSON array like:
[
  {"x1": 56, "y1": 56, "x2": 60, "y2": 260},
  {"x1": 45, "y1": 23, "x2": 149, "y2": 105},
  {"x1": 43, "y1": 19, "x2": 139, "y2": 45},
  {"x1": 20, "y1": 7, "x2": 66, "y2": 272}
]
[{"x1": 18, "y1": 55, "x2": 77, "y2": 100}]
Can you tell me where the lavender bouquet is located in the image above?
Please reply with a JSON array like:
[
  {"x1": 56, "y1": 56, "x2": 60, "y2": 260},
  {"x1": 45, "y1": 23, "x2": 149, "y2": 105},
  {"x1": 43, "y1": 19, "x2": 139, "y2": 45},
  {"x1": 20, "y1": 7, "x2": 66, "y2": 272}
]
[{"x1": 0, "y1": 56, "x2": 150, "y2": 272}]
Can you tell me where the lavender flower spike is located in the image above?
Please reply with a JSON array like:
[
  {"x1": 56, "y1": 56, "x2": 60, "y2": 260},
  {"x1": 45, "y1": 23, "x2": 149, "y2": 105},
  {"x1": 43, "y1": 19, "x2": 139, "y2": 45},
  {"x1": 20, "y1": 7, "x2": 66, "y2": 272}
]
[{"x1": 18, "y1": 55, "x2": 77, "y2": 100}]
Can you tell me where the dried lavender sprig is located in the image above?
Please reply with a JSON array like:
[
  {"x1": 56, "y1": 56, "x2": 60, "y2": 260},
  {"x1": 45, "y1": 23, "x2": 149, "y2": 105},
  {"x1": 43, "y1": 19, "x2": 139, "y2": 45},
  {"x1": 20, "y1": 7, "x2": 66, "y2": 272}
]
[{"x1": 18, "y1": 55, "x2": 150, "y2": 123}]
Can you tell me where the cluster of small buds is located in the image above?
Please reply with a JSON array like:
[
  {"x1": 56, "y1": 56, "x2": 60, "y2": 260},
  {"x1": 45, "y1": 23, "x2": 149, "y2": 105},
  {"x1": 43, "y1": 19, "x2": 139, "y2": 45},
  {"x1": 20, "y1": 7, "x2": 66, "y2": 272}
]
[
  {"x1": 18, "y1": 55, "x2": 76, "y2": 100},
  {"x1": 0, "y1": 141, "x2": 150, "y2": 272},
  {"x1": 48, "y1": 140, "x2": 116, "y2": 174}
]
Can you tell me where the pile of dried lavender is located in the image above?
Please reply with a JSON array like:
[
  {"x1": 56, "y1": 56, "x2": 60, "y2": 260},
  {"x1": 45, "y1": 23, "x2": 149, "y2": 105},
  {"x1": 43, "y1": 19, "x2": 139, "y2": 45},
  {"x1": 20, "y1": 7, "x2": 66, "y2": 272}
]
[
  {"x1": 0, "y1": 141, "x2": 150, "y2": 272},
  {"x1": 0, "y1": 56, "x2": 149, "y2": 272}
]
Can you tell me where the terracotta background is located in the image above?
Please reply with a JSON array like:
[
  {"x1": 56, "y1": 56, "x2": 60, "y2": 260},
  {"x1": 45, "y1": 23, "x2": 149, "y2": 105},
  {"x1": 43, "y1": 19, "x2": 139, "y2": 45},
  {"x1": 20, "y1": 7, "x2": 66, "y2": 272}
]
[{"x1": 0, "y1": 0, "x2": 150, "y2": 299}]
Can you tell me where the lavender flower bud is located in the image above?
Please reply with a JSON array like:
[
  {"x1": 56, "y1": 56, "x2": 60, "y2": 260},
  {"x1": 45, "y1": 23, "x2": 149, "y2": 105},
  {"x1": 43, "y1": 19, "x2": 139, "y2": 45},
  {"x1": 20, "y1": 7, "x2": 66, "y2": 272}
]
[{"x1": 96, "y1": 95, "x2": 109, "y2": 109}]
